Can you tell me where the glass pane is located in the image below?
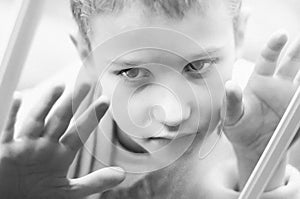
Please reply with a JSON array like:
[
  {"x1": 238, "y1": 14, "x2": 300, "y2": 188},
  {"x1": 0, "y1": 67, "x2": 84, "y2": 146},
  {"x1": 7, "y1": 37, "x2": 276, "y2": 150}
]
[{"x1": 1, "y1": 0, "x2": 300, "y2": 198}]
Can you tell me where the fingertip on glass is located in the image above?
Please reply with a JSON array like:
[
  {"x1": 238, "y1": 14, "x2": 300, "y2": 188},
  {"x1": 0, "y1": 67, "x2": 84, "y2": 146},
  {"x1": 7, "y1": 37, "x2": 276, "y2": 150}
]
[
  {"x1": 287, "y1": 37, "x2": 300, "y2": 60},
  {"x1": 94, "y1": 97, "x2": 110, "y2": 120},
  {"x1": 53, "y1": 84, "x2": 66, "y2": 95},
  {"x1": 268, "y1": 30, "x2": 288, "y2": 51}
]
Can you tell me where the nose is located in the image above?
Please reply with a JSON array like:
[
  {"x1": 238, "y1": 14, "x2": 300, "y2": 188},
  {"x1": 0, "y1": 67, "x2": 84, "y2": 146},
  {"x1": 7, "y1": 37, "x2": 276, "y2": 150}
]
[{"x1": 151, "y1": 92, "x2": 191, "y2": 128}]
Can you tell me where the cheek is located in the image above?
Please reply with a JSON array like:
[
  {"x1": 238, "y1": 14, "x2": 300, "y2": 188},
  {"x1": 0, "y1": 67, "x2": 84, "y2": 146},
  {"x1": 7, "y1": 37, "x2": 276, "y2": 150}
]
[
  {"x1": 190, "y1": 85, "x2": 222, "y2": 133},
  {"x1": 198, "y1": 48, "x2": 236, "y2": 121},
  {"x1": 127, "y1": 90, "x2": 153, "y2": 127},
  {"x1": 99, "y1": 72, "x2": 119, "y2": 99},
  {"x1": 100, "y1": 75, "x2": 163, "y2": 138},
  {"x1": 189, "y1": 65, "x2": 230, "y2": 132},
  {"x1": 100, "y1": 73, "x2": 151, "y2": 125}
]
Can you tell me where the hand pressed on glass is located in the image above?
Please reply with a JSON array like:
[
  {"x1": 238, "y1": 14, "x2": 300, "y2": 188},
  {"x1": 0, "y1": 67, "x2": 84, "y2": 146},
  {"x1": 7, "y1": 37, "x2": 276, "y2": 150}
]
[
  {"x1": 0, "y1": 84, "x2": 125, "y2": 199},
  {"x1": 221, "y1": 32, "x2": 300, "y2": 191}
]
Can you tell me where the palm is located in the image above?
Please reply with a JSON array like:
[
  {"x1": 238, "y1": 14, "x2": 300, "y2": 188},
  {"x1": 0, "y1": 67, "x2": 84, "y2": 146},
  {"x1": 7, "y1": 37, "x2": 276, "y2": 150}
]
[
  {"x1": 238, "y1": 75, "x2": 295, "y2": 150},
  {"x1": 0, "y1": 85, "x2": 125, "y2": 199},
  {"x1": 1, "y1": 139, "x2": 74, "y2": 198},
  {"x1": 224, "y1": 33, "x2": 300, "y2": 156},
  {"x1": 9, "y1": 137, "x2": 74, "y2": 171}
]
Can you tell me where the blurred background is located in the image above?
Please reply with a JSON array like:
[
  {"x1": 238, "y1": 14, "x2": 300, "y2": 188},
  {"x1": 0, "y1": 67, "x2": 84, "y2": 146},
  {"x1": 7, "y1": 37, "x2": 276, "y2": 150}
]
[
  {"x1": 1, "y1": 0, "x2": 300, "y2": 89},
  {"x1": 0, "y1": 0, "x2": 300, "y2": 168}
]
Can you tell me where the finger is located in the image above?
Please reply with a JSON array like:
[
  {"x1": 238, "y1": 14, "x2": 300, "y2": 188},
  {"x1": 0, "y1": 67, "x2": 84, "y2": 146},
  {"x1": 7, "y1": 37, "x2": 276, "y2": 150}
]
[
  {"x1": 290, "y1": 127, "x2": 300, "y2": 148},
  {"x1": 69, "y1": 167, "x2": 125, "y2": 198},
  {"x1": 295, "y1": 72, "x2": 300, "y2": 84},
  {"x1": 59, "y1": 97, "x2": 109, "y2": 151},
  {"x1": 1, "y1": 95, "x2": 22, "y2": 143},
  {"x1": 276, "y1": 37, "x2": 300, "y2": 80},
  {"x1": 31, "y1": 85, "x2": 65, "y2": 121},
  {"x1": 21, "y1": 85, "x2": 65, "y2": 137},
  {"x1": 44, "y1": 84, "x2": 91, "y2": 140},
  {"x1": 221, "y1": 81, "x2": 244, "y2": 126},
  {"x1": 254, "y1": 31, "x2": 288, "y2": 76}
]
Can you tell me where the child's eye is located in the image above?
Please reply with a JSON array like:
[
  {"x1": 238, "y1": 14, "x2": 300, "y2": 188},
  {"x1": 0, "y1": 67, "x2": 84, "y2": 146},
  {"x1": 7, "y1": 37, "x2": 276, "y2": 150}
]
[
  {"x1": 184, "y1": 58, "x2": 218, "y2": 75},
  {"x1": 118, "y1": 68, "x2": 152, "y2": 81}
]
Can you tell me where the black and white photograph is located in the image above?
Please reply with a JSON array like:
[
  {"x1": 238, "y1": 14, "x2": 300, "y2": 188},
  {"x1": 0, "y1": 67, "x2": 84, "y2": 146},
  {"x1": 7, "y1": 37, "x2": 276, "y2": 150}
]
[{"x1": 0, "y1": 0, "x2": 300, "y2": 198}]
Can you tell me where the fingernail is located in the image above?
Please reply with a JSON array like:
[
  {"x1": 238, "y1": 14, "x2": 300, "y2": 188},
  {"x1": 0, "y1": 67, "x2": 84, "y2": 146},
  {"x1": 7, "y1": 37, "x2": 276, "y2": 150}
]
[
  {"x1": 109, "y1": 166, "x2": 125, "y2": 173},
  {"x1": 80, "y1": 83, "x2": 91, "y2": 92},
  {"x1": 54, "y1": 85, "x2": 66, "y2": 95},
  {"x1": 95, "y1": 101, "x2": 109, "y2": 121},
  {"x1": 225, "y1": 81, "x2": 242, "y2": 105},
  {"x1": 225, "y1": 81, "x2": 236, "y2": 92},
  {"x1": 288, "y1": 37, "x2": 300, "y2": 60},
  {"x1": 107, "y1": 167, "x2": 126, "y2": 180},
  {"x1": 98, "y1": 96, "x2": 110, "y2": 105},
  {"x1": 269, "y1": 31, "x2": 288, "y2": 51},
  {"x1": 13, "y1": 91, "x2": 22, "y2": 100},
  {"x1": 76, "y1": 83, "x2": 91, "y2": 100}
]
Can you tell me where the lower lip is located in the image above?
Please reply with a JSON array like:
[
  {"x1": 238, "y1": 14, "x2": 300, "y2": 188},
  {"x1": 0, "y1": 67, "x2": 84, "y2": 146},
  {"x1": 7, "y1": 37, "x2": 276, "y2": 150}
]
[
  {"x1": 148, "y1": 137, "x2": 173, "y2": 145},
  {"x1": 141, "y1": 134, "x2": 197, "y2": 153},
  {"x1": 151, "y1": 133, "x2": 195, "y2": 140}
]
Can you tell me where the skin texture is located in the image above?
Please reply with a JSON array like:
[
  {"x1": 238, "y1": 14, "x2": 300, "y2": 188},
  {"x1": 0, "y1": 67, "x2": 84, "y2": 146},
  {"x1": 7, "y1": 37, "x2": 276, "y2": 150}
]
[
  {"x1": 0, "y1": 0, "x2": 300, "y2": 198},
  {"x1": 90, "y1": 0, "x2": 235, "y2": 155},
  {"x1": 0, "y1": 84, "x2": 125, "y2": 199},
  {"x1": 79, "y1": 0, "x2": 300, "y2": 192},
  {"x1": 223, "y1": 33, "x2": 300, "y2": 190}
]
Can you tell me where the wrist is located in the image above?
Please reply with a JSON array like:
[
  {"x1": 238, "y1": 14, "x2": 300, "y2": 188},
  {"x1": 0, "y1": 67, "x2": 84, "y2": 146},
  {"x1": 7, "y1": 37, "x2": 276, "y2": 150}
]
[{"x1": 234, "y1": 147, "x2": 288, "y2": 192}]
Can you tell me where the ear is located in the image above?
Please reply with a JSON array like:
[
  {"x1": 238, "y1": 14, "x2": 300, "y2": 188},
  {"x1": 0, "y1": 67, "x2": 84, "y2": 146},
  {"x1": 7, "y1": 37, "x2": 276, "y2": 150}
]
[
  {"x1": 234, "y1": 8, "x2": 250, "y2": 59},
  {"x1": 69, "y1": 33, "x2": 91, "y2": 61}
]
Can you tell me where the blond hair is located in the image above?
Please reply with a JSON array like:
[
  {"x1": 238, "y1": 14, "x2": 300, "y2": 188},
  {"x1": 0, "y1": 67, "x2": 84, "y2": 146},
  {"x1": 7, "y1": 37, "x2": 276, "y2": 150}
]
[{"x1": 70, "y1": 0, "x2": 242, "y2": 48}]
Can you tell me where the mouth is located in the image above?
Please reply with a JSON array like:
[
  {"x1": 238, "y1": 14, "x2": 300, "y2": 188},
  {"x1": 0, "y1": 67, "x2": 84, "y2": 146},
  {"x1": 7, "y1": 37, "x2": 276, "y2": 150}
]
[
  {"x1": 114, "y1": 121, "x2": 197, "y2": 154},
  {"x1": 147, "y1": 136, "x2": 173, "y2": 146},
  {"x1": 117, "y1": 132, "x2": 197, "y2": 154},
  {"x1": 143, "y1": 132, "x2": 198, "y2": 153},
  {"x1": 149, "y1": 132, "x2": 196, "y2": 141}
]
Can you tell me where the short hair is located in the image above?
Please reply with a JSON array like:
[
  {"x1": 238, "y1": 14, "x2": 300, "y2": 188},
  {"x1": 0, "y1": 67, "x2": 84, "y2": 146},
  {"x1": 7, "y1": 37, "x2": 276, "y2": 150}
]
[{"x1": 70, "y1": 0, "x2": 242, "y2": 48}]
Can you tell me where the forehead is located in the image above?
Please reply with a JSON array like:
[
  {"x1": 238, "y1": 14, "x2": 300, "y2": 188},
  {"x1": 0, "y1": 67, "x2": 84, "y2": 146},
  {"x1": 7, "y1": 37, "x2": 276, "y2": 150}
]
[{"x1": 88, "y1": 0, "x2": 234, "y2": 62}]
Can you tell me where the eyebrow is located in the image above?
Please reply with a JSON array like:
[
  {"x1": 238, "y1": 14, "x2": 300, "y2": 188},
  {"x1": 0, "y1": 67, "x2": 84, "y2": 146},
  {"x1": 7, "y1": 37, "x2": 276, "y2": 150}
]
[
  {"x1": 110, "y1": 46, "x2": 224, "y2": 67},
  {"x1": 188, "y1": 47, "x2": 223, "y2": 60}
]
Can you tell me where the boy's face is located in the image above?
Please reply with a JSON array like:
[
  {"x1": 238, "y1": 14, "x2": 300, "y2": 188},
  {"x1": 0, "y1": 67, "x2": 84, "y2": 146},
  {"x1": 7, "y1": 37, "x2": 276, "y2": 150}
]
[{"x1": 85, "y1": 1, "x2": 238, "y2": 160}]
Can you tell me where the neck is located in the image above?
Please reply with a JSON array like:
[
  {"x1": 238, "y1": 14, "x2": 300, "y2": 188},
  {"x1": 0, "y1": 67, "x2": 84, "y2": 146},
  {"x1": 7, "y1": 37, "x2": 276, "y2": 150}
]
[{"x1": 105, "y1": 150, "x2": 202, "y2": 199}]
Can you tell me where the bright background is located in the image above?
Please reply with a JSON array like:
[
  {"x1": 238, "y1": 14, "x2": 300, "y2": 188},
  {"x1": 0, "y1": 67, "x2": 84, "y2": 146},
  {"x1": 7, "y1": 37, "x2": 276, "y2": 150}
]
[
  {"x1": 1, "y1": 0, "x2": 300, "y2": 89},
  {"x1": 1, "y1": 0, "x2": 300, "y2": 168}
]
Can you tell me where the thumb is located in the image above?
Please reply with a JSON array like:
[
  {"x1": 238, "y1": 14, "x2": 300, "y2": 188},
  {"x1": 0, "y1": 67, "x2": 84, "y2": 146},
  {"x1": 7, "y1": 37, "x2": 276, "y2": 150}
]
[
  {"x1": 70, "y1": 167, "x2": 126, "y2": 198},
  {"x1": 221, "y1": 80, "x2": 244, "y2": 126}
]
